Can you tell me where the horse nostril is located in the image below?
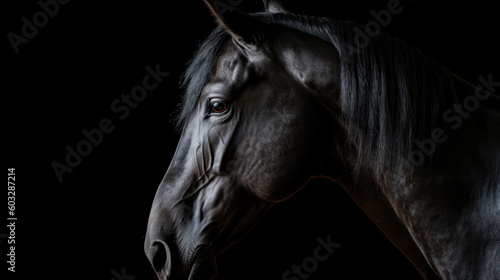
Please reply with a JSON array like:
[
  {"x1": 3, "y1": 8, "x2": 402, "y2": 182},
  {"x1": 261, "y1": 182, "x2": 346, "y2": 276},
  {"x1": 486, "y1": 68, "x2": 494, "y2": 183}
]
[{"x1": 149, "y1": 240, "x2": 172, "y2": 278}]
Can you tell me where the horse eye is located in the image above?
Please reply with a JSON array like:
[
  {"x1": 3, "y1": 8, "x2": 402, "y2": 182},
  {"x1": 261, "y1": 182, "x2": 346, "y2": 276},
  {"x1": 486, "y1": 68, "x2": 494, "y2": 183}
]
[{"x1": 209, "y1": 100, "x2": 229, "y2": 115}]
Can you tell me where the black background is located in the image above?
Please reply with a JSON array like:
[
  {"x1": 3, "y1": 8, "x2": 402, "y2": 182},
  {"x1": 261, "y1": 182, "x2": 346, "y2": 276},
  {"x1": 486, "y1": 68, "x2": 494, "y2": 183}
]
[{"x1": 4, "y1": 0, "x2": 498, "y2": 279}]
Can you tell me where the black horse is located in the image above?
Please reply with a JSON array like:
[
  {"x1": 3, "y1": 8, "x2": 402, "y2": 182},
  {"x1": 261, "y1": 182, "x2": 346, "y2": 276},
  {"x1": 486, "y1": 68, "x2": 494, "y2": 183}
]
[{"x1": 145, "y1": 1, "x2": 500, "y2": 279}]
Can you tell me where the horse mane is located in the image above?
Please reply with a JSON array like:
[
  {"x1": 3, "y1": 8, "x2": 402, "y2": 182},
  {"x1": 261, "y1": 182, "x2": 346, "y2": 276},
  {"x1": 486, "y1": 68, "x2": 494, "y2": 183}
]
[
  {"x1": 176, "y1": 27, "x2": 231, "y2": 132},
  {"x1": 178, "y1": 12, "x2": 463, "y2": 178}
]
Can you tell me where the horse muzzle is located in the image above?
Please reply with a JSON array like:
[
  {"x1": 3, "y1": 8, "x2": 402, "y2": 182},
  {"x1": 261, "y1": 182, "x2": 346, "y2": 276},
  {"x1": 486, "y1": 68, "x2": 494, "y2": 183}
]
[{"x1": 145, "y1": 238, "x2": 216, "y2": 280}]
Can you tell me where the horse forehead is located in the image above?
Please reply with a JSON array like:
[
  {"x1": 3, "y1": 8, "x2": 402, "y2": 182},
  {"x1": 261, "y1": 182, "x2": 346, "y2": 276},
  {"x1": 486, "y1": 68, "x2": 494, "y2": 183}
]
[
  {"x1": 214, "y1": 45, "x2": 249, "y2": 81},
  {"x1": 213, "y1": 43, "x2": 269, "y2": 84}
]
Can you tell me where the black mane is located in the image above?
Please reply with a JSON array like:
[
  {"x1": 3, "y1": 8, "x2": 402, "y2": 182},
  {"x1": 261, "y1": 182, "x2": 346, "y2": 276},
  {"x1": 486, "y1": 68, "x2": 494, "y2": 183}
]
[
  {"x1": 177, "y1": 12, "x2": 462, "y2": 177},
  {"x1": 176, "y1": 26, "x2": 231, "y2": 131}
]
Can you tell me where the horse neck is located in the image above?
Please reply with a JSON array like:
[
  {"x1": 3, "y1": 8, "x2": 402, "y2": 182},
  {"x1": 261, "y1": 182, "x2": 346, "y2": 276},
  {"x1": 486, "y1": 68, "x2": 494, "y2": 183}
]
[
  {"x1": 382, "y1": 76, "x2": 500, "y2": 199},
  {"x1": 361, "y1": 77, "x2": 500, "y2": 277}
]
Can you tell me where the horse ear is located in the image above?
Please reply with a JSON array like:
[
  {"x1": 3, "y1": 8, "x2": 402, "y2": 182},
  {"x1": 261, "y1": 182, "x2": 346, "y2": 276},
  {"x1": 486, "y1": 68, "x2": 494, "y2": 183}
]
[
  {"x1": 202, "y1": 0, "x2": 268, "y2": 49},
  {"x1": 263, "y1": 0, "x2": 289, "y2": 13}
]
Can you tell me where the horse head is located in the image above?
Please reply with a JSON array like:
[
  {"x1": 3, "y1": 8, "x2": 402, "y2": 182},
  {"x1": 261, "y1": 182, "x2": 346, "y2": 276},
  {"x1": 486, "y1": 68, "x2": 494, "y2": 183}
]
[{"x1": 145, "y1": 1, "x2": 345, "y2": 279}]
